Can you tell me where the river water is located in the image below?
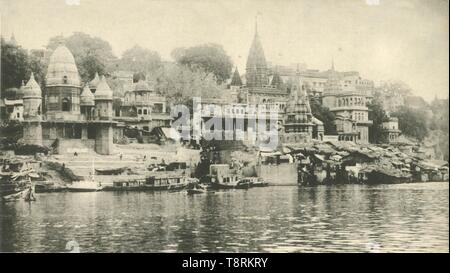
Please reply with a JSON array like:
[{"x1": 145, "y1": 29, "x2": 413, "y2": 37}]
[{"x1": 0, "y1": 182, "x2": 448, "y2": 253}]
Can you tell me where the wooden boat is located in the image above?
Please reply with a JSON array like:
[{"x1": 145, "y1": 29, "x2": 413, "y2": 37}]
[
  {"x1": 67, "y1": 160, "x2": 103, "y2": 192},
  {"x1": 168, "y1": 183, "x2": 187, "y2": 192},
  {"x1": 95, "y1": 167, "x2": 127, "y2": 175},
  {"x1": 247, "y1": 177, "x2": 269, "y2": 187},
  {"x1": 186, "y1": 183, "x2": 212, "y2": 194},
  {"x1": 214, "y1": 182, "x2": 237, "y2": 189},
  {"x1": 187, "y1": 188, "x2": 205, "y2": 195},
  {"x1": 2, "y1": 188, "x2": 28, "y2": 202},
  {"x1": 35, "y1": 182, "x2": 68, "y2": 193},
  {"x1": 66, "y1": 181, "x2": 103, "y2": 192},
  {"x1": 235, "y1": 179, "x2": 252, "y2": 189}
]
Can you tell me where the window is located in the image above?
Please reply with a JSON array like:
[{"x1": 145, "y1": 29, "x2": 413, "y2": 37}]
[
  {"x1": 63, "y1": 75, "x2": 68, "y2": 84},
  {"x1": 62, "y1": 98, "x2": 70, "y2": 111},
  {"x1": 143, "y1": 109, "x2": 148, "y2": 115},
  {"x1": 138, "y1": 109, "x2": 142, "y2": 115}
]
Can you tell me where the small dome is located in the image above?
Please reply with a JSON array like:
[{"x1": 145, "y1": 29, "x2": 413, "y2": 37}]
[
  {"x1": 89, "y1": 72, "x2": 100, "y2": 89},
  {"x1": 133, "y1": 79, "x2": 151, "y2": 91},
  {"x1": 80, "y1": 84, "x2": 95, "y2": 106},
  {"x1": 46, "y1": 45, "x2": 81, "y2": 86},
  {"x1": 95, "y1": 76, "x2": 113, "y2": 100},
  {"x1": 23, "y1": 72, "x2": 42, "y2": 98}
]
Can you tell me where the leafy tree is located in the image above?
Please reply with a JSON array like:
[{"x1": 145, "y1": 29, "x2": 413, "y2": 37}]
[
  {"x1": 367, "y1": 97, "x2": 389, "y2": 143},
  {"x1": 171, "y1": 44, "x2": 233, "y2": 84},
  {"x1": 377, "y1": 80, "x2": 413, "y2": 96},
  {"x1": 118, "y1": 45, "x2": 162, "y2": 75},
  {"x1": 309, "y1": 97, "x2": 336, "y2": 135},
  {"x1": 1, "y1": 37, "x2": 29, "y2": 93},
  {"x1": 27, "y1": 49, "x2": 47, "y2": 88},
  {"x1": 149, "y1": 63, "x2": 224, "y2": 106},
  {"x1": 391, "y1": 106, "x2": 428, "y2": 141},
  {"x1": 46, "y1": 32, "x2": 117, "y2": 82},
  {"x1": 429, "y1": 98, "x2": 449, "y2": 133}
]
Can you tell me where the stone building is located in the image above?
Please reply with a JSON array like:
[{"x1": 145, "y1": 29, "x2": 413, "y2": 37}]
[
  {"x1": 0, "y1": 87, "x2": 23, "y2": 121},
  {"x1": 115, "y1": 79, "x2": 170, "y2": 133},
  {"x1": 239, "y1": 22, "x2": 289, "y2": 107},
  {"x1": 382, "y1": 117, "x2": 401, "y2": 143},
  {"x1": 21, "y1": 44, "x2": 116, "y2": 155},
  {"x1": 221, "y1": 20, "x2": 324, "y2": 146},
  {"x1": 321, "y1": 61, "x2": 373, "y2": 143},
  {"x1": 281, "y1": 85, "x2": 323, "y2": 144}
]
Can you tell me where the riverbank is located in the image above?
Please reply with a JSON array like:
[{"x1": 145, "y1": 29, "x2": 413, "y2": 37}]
[{"x1": 1, "y1": 139, "x2": 448, "y2": 196}]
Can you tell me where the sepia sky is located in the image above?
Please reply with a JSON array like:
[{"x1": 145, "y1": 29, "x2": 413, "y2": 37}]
[{"x1": 0, "y1": 0, "x2": 448, "y2": 100}]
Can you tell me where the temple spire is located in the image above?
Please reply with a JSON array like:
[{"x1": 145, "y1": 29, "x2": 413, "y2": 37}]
[
  {"x1": 230, "y1": 67, "x2": 243, "y2": 86},
  {"x1": 255, "y1": 14, "x2": 258, "y2": 37},
  {"x1": 246, "y1": 14, "x2": 268, "y2": 88}
]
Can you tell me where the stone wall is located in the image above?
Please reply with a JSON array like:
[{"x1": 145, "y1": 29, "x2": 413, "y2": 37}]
[{"x1": 256, "y1": 163, "x2": 298, "y2": 185}]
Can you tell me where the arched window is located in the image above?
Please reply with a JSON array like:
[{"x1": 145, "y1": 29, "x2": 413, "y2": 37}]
[
  {"x1": 62, "y1": 98, "x2": 70, "y2": 111},
  {"x1": 138, "y1": 109, "x2": 142, "y2": 115}
]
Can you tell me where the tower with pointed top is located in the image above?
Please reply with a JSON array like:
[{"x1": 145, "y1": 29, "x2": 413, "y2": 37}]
[
  {"x1": 22, "y1": 72, "x2": 43, "y2": 145},
  {"x1": 230, "y1": 67, "x2": 243, "y2": 89},
  {"x1": 245, "y1": 19, "x2": 269, "y2": 88},
  {"x1": 322, "y1": 59, "x2": 341, "y2": 109},
  {"x1": 93, "y1": 76, "x2": 114, "y2": 154},
  {"x1": 45, "y1": 44, "x2": 82, "y2": 120}
]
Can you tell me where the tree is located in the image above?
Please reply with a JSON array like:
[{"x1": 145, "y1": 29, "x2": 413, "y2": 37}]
[
  {"x1": 171, "y1": 44, "x2": 233, "y2": 84},
  {"x1": 27, "y1": 49, "x2": 47, "y2": 87},
  {"x1": 46, "y1": 32, "x2": 117, "y2": 82},
  {"x1": 1, "y1": 37, "x2": 29, "y2": 93},
  {"x1": 429, "y1": 98, "x2": 449, "y2": 133},
  {"x1": 391, "y1": 106, "x2": 428, "y2": 141},
  {"x1": 149, "y1": 63, "x2": 224, "y2": 106},
  {"x1": 309, "y1": 97, "x2": 336, "y2": 135},
  {"x1": 367, "y1": 98, "x2": 389, "y2": 143},
  {"x1": 118, "y1": 45, "x2": 162, "y2": 75}
]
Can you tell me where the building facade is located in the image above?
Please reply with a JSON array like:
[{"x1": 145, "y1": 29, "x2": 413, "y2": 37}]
[
  {"x1": 321, "y1": 62, "x2": 373, "y2": 143},
  {"x1": 21, "y1": 44, "x2": 116, "y2": 155},
  {"x1": 382, "y1": 117, "x2": 401, "y2": 143}
]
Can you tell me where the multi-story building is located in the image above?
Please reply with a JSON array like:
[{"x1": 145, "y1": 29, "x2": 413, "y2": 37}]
[
  {"x1": 215, "y1": 22, "x2": 324, "y2": 146},
  {"x1": 1, "y1": 87, "x2": 24, "y2": 121},
  {"x1": 321, "y1": 62, "x2": 373, "y2": 143},
  {"x1": 382, "y1": 117, "x2": 401, "y2": 143},
  {"x1": 21, "y1": 44, "x2": 117, "y2": 155},
  {"x1": 114, "y1": 79, "x2": 170, "y2": 132}
]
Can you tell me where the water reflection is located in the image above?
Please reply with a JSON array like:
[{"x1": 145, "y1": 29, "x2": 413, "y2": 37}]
[{"x1": 0, "y1": 182, "x2": 448, "y2": 253}]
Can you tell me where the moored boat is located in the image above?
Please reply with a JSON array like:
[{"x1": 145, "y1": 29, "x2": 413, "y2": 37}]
[
  {"x1": 66, "y1": 181, "x2": 103, "y2": 192},
  {"x1": 66, "y1": 160, "x2": 102, "y2": 192},
  {"x1": 186, "y1": 188, "x2": 206, "y2": 194}
]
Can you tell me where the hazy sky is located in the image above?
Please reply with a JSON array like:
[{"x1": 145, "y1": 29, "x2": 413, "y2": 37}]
[{"x1": 0, "y1": 0, "x2": 448, "y2": 100}]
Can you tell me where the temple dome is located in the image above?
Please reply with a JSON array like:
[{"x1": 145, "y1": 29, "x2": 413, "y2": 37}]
[
  {"x1": 80, "y1": 84, "x2": 95, "y2": 106},
  {"x1": 46, "y1": 45, "x2": 81, "y2": 86},
  {"x1": 23, "y1": 72, "x2": 42, "y2": 98},
  {"x1": 89, "y1": 72, "x2": 100, "y2": 89},
  {"x1": 95, "y1": 76, "x2": 113, "y2": 100}
]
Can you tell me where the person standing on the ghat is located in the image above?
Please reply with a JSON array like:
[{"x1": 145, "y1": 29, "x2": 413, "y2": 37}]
[{"x1": 120, "y1": 153, "x2": 123, "y2": 161}]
